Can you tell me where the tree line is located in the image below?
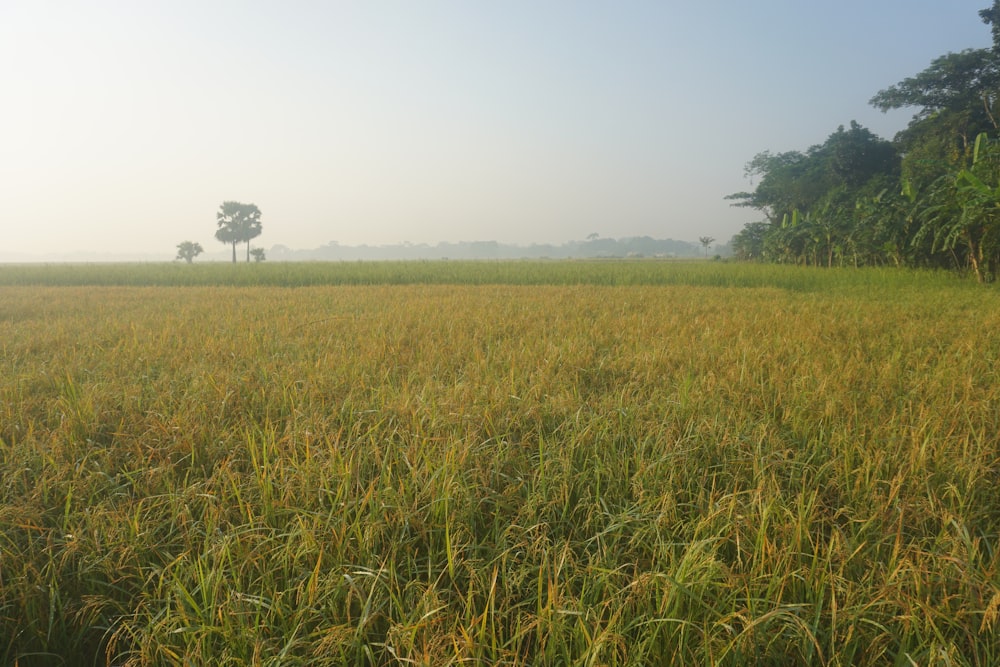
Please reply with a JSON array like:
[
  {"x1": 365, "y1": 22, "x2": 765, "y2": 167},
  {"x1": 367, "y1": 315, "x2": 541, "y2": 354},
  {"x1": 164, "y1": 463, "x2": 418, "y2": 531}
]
[
  {"x1": 176, "y1": 201, "x2": 265, "y2": 263},
  {"x1": 267, "y1": 235, "x2": 706, "y2": 261},
  {"x1": 728, "y1": 1, "x2": 1000, "y2": 282}
]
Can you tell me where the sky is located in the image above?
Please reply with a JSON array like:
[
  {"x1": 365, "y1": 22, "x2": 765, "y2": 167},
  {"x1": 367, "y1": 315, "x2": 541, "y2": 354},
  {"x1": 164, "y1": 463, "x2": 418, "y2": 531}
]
[{"x1": 0, "y1": 1, "x2": 995, "y2": 260}]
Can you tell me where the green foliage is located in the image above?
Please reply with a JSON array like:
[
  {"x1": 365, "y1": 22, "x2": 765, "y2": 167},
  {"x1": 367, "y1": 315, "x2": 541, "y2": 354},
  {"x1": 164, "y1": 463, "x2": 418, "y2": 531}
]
[
  {"x1": 827, "y1": 122, "x2": 899, "y2": 187},
  {"x1": 894, "y1": 109, "x2": 976, "y2": 192},
  {"x1": 730, "y1": 4, "x2": 1000, "y2": 279},
  {"x1": 869, "y1": 48, "x2": 1000, "y2": 128},
  {"x1": 982, "y1": 0, "x2": 1000, "y2": 52},
  {"x1": 732, "y1": 148, "x2": 830, "y2": 224},
  {"x1": 917, "y1": 133, "x2": 1000, "y2": 281},
  {"x1": 733, "y1": 123, "x2": 897, "y2": 224},
  {"x1": 730, "y1": 222, "x2": 769, "y2": 261},
  {"x1": 728, "y1": 123, "x2": 901, "y2": 268}
]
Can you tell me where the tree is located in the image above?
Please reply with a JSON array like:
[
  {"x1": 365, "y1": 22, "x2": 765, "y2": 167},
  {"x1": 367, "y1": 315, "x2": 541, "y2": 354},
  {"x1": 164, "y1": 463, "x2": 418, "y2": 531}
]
[
  {"x1": 250, "y1": 247, "x2": 266, "y2": 262},
  {"x1": 826, "y1": 121, "x2": 899, "y2": 188},
  {"x1": 727, "y1": 2, "x2": 1000, "y2": 278},
  {"x1": 727, "y1": 122, "x2": 899, "y2": 266},
  {"x1": 241, "y1": 211, "x2": 263, "y2": 262},
  {"x1": 726, "y1": 149, "x2": 831, "y2": 224},
  {"x1": 871, "y1": 52, "x2": 998, "y2": 193},
  {"x1": 731, "y1": 222, "x2": 769, "y2": 261},
  {"x1": 870, "y1": 8, "x2": 1000, "y2": 189},
  {"x1": 870, "y1": 49, "x2": 1000, "y2": 131},
  {"x1": 916, "y1": 133, "x2": 1000, "y2": 282},
  {"x1": 215, "y1": 201, "x2": 263, "y2": 263},
  {"x1": 866, "y1": 2, "x2": 1000, "y2": 279},
  {"x1": 175, "y1": 241, "x2": 204, "y2": 263},
  {"x1": 698, "y1": 236, "x2": 715, "y2": 257}
]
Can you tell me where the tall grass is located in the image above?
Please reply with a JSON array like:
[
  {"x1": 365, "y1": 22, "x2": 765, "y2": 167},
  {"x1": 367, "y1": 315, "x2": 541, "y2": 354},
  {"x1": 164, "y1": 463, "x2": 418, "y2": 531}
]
[
  {"x1": 1, "y1": 266, "x2": 998, "y2": 665},
  {"x1": 0, "y1": 259, "x2": 972, "y2": 291}
]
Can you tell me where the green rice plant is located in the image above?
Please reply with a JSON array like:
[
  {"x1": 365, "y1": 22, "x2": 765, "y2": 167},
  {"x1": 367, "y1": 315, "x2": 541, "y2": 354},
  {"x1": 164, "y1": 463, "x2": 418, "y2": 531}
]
[{"x1": 0, "y1": 259, "x2": 975, "y2": 291}]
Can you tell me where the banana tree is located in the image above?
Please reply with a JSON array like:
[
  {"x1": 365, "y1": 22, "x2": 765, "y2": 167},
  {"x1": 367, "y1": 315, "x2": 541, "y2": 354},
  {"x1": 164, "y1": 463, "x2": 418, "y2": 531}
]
[
  {"x1": 810, "y1": 201, "x2": 847, "y2": 268},
  {"x1": 771, "y1": 210, "x2": 810, "y2": 264},
  {"x1": 856, "y1": 181, "x2": 922, "y2": 268},
  {"x1": 917, "y1": 133, "x2": 1000, "y2": 282}
]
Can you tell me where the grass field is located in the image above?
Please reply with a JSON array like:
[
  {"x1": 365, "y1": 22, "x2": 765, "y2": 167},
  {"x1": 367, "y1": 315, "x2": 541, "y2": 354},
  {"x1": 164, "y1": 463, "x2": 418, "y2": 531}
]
[{"x1": 1, "y1": 261, "x2": 998, "y2": 665}]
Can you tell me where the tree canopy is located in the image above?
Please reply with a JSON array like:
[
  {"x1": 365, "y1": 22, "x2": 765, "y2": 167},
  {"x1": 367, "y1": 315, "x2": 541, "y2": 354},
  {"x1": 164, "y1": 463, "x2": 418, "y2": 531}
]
[
  {"x1": 727, "y1": 1, "x2": 1000, "y2": 281},
  {"x1": 175, "y1": 241, "x2": 204, "y2": 264},
  {"x1": 215, "y1": 201, "x2": 263, "y2": 263}
]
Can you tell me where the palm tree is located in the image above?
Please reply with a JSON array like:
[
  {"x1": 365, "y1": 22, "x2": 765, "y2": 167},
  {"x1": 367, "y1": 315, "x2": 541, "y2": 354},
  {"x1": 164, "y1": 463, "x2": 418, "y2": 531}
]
[
  {"x1": 242, "y1": 214, "x2": 263, "y2": 262},
  {"x1": 698, "y1": 236, "x2": 715, "y2": 258},
  {"x1": 215, "y1": 201, "x2": 263, "y2": 263}
]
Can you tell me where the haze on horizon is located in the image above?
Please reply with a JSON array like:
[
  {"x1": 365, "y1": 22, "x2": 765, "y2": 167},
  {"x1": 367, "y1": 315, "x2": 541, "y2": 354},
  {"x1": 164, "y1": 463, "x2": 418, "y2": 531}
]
[{"x1": 0, "y1": 1, "x2": 992, "y2": 260}]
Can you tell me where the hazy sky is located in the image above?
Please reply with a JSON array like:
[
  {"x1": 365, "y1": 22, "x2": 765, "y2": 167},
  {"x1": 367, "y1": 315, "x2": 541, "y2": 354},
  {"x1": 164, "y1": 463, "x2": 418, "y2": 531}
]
[{"x1": 1, "y1": 1, "x2": 994, "y2": 259}]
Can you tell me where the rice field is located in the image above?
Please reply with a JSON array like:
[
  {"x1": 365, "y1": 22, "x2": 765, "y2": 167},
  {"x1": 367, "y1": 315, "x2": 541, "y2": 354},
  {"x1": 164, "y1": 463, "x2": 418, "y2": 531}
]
[{"x1": 1, "y1": 261, "x2": 998, "y2": 666}]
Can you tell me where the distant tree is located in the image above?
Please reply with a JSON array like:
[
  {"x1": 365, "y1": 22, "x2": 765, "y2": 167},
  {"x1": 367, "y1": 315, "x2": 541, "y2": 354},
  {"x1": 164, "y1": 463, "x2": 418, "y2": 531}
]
[
  {"x1": 250, "y1": 247, "x2": 266, "y2": 262},
  {"x1": 215, "y1": 201, "x2": 244, "y2": 263},
  {"x1": 698, "y1": 236, "x2": 715, "y2": 257},
  {"x1": 175, "y1": 241, "x2": 204, "y2": 263},
  {"x1": 215, "y1": 201, "x2": 263, "y2": 263},
  {"x1": 241, "y1": 211, "x2": 263, "y2": 262},
  {"x1": 730, "y1": 222, "x2": 769, "y2": 261},
  {"x1": 587, "y1": 232, "x2": 600, "y2": 241}
]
